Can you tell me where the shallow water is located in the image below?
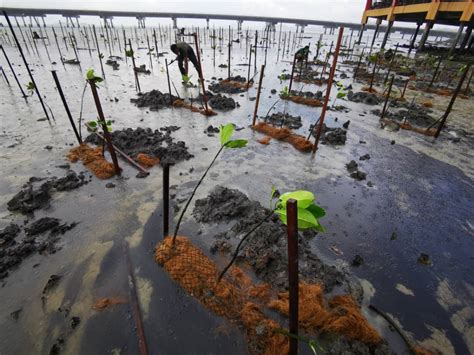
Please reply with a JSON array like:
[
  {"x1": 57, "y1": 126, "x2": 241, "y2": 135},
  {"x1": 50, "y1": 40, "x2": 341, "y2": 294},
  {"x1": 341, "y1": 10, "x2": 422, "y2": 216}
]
[{"x1": 0, "y1": 24, "x2": 473, "y2": 354}]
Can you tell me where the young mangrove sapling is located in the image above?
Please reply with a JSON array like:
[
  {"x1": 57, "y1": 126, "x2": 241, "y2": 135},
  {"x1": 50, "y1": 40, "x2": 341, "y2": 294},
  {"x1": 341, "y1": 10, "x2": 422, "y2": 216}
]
[{"x1": 172, "y1": 123, "x2": 248, "y2": 243}]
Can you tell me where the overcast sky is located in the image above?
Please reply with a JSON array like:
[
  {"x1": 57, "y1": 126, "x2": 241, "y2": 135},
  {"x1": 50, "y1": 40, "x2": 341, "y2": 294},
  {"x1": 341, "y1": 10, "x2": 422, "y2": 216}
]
[{"x1": 2, "y1": 0, "x2": 368, "y2": 24}]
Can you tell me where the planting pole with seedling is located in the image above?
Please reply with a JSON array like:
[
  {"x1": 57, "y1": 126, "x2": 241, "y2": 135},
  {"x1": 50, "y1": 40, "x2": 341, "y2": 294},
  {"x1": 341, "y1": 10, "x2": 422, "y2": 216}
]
[
  {"x1": 92, "y1": 26, "x2": 106, "y2": 79},
  {"x1": 380, "y1": 74, "x2": 394, "y2": 120},
  {"x1": 288, "y1": 54, "x2": 296, "y2": 94},
  {"x1": 254, "y1": 30, "x2": 258, "y2": 72},
  {"x1": 3, "y1": 11, "x2": 50, "y2": 122},
  {"x1": 252, "y1": 64, "x2": 265, "y2": 126},
  {"x1": 88, "y1": 78, "x2": 121, "y2": 176},
  {"x1": 353, "y1": 48, "x2": 365, "y2": 81},
  {"x1": 14, "y1": 16, "x2": 30, "y2": 54},
  {"x1": 146, "y1": 32, "x2": 153, "y2": 70},
  {"x1": 165, "y1": 59, "x2": 172, "y2": 97},
  {"x1": 286, "y1": 198, "x2": 299, "y2": 355},
  {"x1": 464, "y1": 69, "x2": 473, "y2": 95},
  {"x1": 247, "y1": 44, "x2": 253, "y2": 89},
  {"x1": 52, "y1": 28, "x2": 65, "y2": 65},
  {"x1": 383, "y1": 43, "x2": 398, "y2": 85},
  {"x1": 401, "y1": 78, "x2": 409, "y2": 99},
  {"x1": 51, "y1": 70, "x2": 82, "y2": 144},
  {"x1": 429, "y1": 56, "x2": 443, "y2": 88},
  {"x1": 163, "y1": 164, "x2": 170, "y2": 238},
  {"x1": 312, "y1": 27, "x2": 344, "y2": 154},
  {"x1": 192, "y1": 32, "x2": 210, "y2": 113},
  {"x1": 68, "y1": 32, "x2": 81, "y2": 68},
  {"x1": 0, "y1": 45, "x2": 28, "y2": 99},
  {"x1": 369, "y1": 53, "x2": 379, "y2": 91},
  {"x1": 128, "y1": 39, "x2": 141, "y2": 93},
  {"x1": 153, "y1": 29, "x2": 159, "y2": 64},
  {"x1": 433, "y1": 64, "x2": 470, "y2": 138}
]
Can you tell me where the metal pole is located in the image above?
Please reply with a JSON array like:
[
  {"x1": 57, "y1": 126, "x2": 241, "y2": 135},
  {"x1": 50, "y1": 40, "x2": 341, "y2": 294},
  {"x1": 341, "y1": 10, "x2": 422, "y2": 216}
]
[
  {"x1": 165, "y1": 58, "x2": 172, "y2": 97},
  {"x1": 353, "y1": 48, "x2": 365, "y2": 81},
  {"x1": 429, "y1": 56, "x2": 443, "y2": 88},
  {"x1": 247, "y1": 44, "x2": 252, "y2": 88},
  {"x1": 163, "y1": 164, "x2": 170, "y2": 238},
  {"x1": 0, "y1": 44, "x2": 28, "y2": 98},
  {"x1": 92, "y1": 25, "x2": 106, "y2": 79},
  {"x1": 51, "y1": 70, "x2": 82, "y2": 144},
  {"x1": 380, "y1": 75, "x2": 394, "y2": 120},
  {"x1": 192, "y1": 33, "x2": 209, "y2": 112},
  {"x1": 88, "y1": 79, "x2": 121, "y2": 176},
  {"x1": 434, "y1": 64, "x2": 471, "y2": 138},
  {"x1": 286, "y1": 198, "x2": 299, "y2": 355},
  {"x1": 288, "y1": 54, "x2": 296, "y2": 94},
  {"x1": 128, "y1": 39, "x2": 141, "y2": 93},
  {"x1": 312, "y1": 27, "x2": 344, "y2": 153},
  {"x1": 3, "y1": 11, "x2": 50, "y2": 122},
  {"x1": 252, "y1": 64, "x2": 265, "y2": 126}
]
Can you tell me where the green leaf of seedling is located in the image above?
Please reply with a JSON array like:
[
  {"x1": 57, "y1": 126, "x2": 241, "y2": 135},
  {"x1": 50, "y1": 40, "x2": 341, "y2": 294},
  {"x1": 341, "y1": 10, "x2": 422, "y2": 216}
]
[
  {"x1": 279, "y1": 190, "x2": 315, "y2": 209},
  {"x1": 99, "y1": 53, "x2": 104, "y2": 59},
  {"x1": 306, "y1": 203, "x2": 326, "y2": 219},
  {"x1": 106, "y1": 120, "x2": 113, "y2": 126},
  {"x1": 26, "y1": 81, "x2": 35, "y2": 91},
  {"x1": 220, "y1": 123, "x2": 235, "y2": 145},
  {"x1": 224, "y1": 139, "x2": 247, "y2": 149},
  {"x1": 125, "y1": 49, "x2": 134, "y2": 57},
  {"x1": 107, "y1": 126, "x2": 113, "y2": 132},
  {"x1": 86, "y1": 69, "x2": 95, "y2": 81},
  {"x1": 87, "y1": 120, "x2": 97, "y2": 128},
  {"x1": 336, "y1": 91, "x2": 347, "y2": 99},
  {"x1": 308, "y1": 340, "x2": 318, "y2": 355},
  {"x1": 275, "y1": 207, "x2": 320, "y2": 230}
]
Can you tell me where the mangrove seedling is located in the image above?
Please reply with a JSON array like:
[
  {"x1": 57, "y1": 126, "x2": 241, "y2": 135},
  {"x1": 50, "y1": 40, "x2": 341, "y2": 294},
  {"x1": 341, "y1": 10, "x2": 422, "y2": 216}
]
[
  {"x1": 218, "y1": 188, "x2": 326, "y2": 280},
  {"x1": 87, "y1": 119, "x2": 113, "y2": 132},
  {"x1": 26, "y1": 81, "x2": 35, "y2": 96},
  {"x1": 280, "y1": 85, "x2": 290, "y2": 98},
  {"x1": 125, "y1": 49, "x2": 134, "y2": 58},
  {"x1": 332, "y1": 81, "x2": 347, "y2": 107},
  {"x1": 172, "y1": 123, "x2": 248, "y2": 243}
]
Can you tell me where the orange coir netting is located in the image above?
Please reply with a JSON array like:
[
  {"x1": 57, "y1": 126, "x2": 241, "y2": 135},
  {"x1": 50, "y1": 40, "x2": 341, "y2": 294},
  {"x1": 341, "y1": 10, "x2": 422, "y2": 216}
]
[
  {"x1": 136, "y1": 153, "x2": 160, "y2": 168},
  {"x1": 67, "y1": 144, "x2": 117, "y2": 179},
  {"x1": 252, "y1": 122, "x2": 314, "y2": 152},
  {"x1": 220, "y1": 79, "x2": 254, "y2": 91},
  {"x1": 381, "y1": 118, "x2": 437, "y2": 137},
  {"x1": 294, "y1": 78, "x2": 325, "y2": 86},
  {"x1": 172, "y1": 99, "x2": 217, "y2": 116},
  {"x1": 281, "y1": 95, "x2": 324, "y2": 107},
  {"x1": 155, "y1": 236, "x2": 384, "y2": 354},
  {"x1": 268, "y1": 283, "x2": 382, "y2": 345}
]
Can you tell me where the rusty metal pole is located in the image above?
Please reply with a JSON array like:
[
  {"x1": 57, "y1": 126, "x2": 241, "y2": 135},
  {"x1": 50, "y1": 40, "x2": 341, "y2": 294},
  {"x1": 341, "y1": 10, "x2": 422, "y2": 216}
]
[
  {"x1": 163, "y1": 164, "x2": 170, "y2": 238},
  {"x1": 434, "y1": 64, "x2": 470, "y2": 138},
  {"x1": 51, "y1": 70, "x2": 82, "y2": 144},
  {"x1": 92, "y1": 25, "x2": 106, "y2": 79},
  {"x1": 165, "y1": 59, "x2": 172, "y2": 97},
  {"x1": 88, "y1": 79, "x2": 121, "y2": 176},
  {"x1": 128, "y1": 39, "x2": 141, "y2": 93},
  {"x1": 247, "y1": 44, "x2": 252, "y2": 89},
  {"x1": 312, "y1": 27, "x2": 344, "y2": 154},
  {"x1": 153, "y1": 29, "x2": 159, "y2": 64},
  {"x1": 401, "y1": 78, "x2": 409, "y2": 99},
  {"x1": 0, "y1": 44, "x2": 28, "y2": 98},
  {"x1": 380, "y1": 74, "x2": 394, "y2": 120},
  {"x1": 429, "y1": 56, "x2": 443, "y2": 88},
  {"x1": 193, "y1": 32, "x2": 209, "y2": 112},
  {"x1": 383, "y1": 43, "x2": 398, "y2": 85},
  {"x1": 286, "y1": 199, "x2": 299, "y2": 355},
  {"x1": 353, "y1": 48, "x2": 365, "y2": 81},
  {"x1": 252, "y1": 64, "x2": 265, "y2": 126},
  {"x1": 288, "y1": 54, "x2": 296, "y2": 94},
  {"x1": 3, "y1": 11, "x2": 50, "y2": 121},
  {"x1": 369, "y1": 53, "x2": 378, "y2": 91}
]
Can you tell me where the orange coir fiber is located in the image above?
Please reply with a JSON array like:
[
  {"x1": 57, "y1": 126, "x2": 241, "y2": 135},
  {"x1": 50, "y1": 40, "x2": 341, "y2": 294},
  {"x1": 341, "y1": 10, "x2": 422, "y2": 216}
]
[
  {"x1": 172, "y1": 99, "x2": 217, "y2": 116},
  {"x1": 221, "y1": 79, "x2": 253, "y2": 90},
  {"x1": 92, "y1": 297, "x2": 127, "y2": 310},
  {"x1": 295, "y1": 78, "x2": 325, "y2": 86},
  {"x1": 155, "y1": 237, "x2": 383, "y2": 353},
  {"x1": 136, "y1": 153, "x2": 160, "y2": 168},
  {"x1": 257, "y1": 136, "x2": 272, "y2": 145},
  {"x1": 421, "y1": 101, "x2": 433, "y2": 108},
  {"x1": 67, "y1": 144, "x2": 117, "y2": 179},
  {"x1": 412, "y1": 346, "x2": 437, "y2": 355},
  {"x1": 154, "y1": 236, "x2": 286, "y2": 354},
  {"x1": 361, "y1": 86, "x2": 378, "y2": 94},
  {"x1": 268, "y1": 283, "x2": 382, "y2": 345},
  {"x1": 281, "y1": 95, "x2": 324, "y2": 107},
  {"x1": 253, "y1": 122, "x2": 314, "y2": 152}
]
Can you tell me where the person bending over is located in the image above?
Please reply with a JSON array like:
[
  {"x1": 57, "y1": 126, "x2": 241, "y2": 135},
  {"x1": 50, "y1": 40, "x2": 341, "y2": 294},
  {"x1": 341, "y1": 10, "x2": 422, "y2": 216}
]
[{"x1": 170, "y1": 42, "x2": 202, "y2": 84}]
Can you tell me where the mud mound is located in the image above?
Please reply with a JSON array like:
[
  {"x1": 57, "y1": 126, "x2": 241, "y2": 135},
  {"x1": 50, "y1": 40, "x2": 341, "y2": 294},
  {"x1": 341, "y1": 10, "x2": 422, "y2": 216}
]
[
  {"x1": 68, "y1": 144, "x2": 117, "y2": 179},
  {"x1": 311, "y1": 124, "x2": 347, "y2": 145},
  {"x1": 130, "y1": 90, "x2": 178, "y2": 110},
  {"x1": 252, "y1": 122, "x2": 314, "y2": 152},
  {"x1": 209, "y1": 76, "x2": 253, "y2": 94},
  {"x1": 1, "y1": 218, "x2": 76, "y2": 279},
  {"x1": 192, "y1": 186, "x2": 346, "y2": 293},
  {"x1": 347, "y1": 91, "x2": 381, "y2": 105},
  {"x1": 269, "y1": 283, "x2": 382, "y2": 345},
  {"x1": 264, "y1": 112, "x2": 302, "y2": 130},
  {"x1": 85, "y1": 127, "x2": 193, "y2": 166},
  {"x1": 209, "y1": 93, "x2": 238, "y2": 110},
  {"x1": 7, "y1": 172, "x2": 86, "y2": 214},
  {"x1": 281, "y1": 92, "x2": 324, "y2": 107}
]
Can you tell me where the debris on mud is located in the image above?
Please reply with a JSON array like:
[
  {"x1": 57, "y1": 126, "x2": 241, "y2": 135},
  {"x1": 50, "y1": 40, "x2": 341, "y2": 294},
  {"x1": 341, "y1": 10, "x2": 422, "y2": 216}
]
[
  {"x1": 105, "y1": 59, "x2": 119, "y2": 70},
  {"x1": 130, "y1": 90, "x2": 178, "y2": 110},
  {"x1": 192, "y1": 186, "x2": 349, "y2": 293},
  {"x1": 42, "y1": 274, "x2": 61, "y2": 295},
  {"x1": 85, "y1": 127, "x2": 193, "y2": 166},
  {"x1": 0, "y1": 224, "x2": 21, "y2": 248},
  {"x1": 134, "y1": 64, "x2": 151, "y2": 74},
  {"x1": 347, "y1": 91, "x2": 381, "y2": 105},
  {"x1": 253, "y1": 122, "x2": 314, "y2": 152},
  {"x1": 346, "y1": 160, "x2": 358, "y2": 172},
  {"x1": 264, "y1": 112, "x2": 302, "y2": 130},
  {"x1": 311, "y1": 124, "x2": 347, "y2": 145},
  {"x1": 7, "y1": 172, "x2": 86, "y2": 214},
  {"x1": 418, "y1": 253, "x2": 432, "y2": 266},
  {"x1": 373, "y1": 105, "x2": 436, "y2": 128},
  {"x1": 92, "y1": 297, "x2": 127, "y2": 310},
  {"x1": 208, "y1": 76, "x2": 252, "y2": 94}
]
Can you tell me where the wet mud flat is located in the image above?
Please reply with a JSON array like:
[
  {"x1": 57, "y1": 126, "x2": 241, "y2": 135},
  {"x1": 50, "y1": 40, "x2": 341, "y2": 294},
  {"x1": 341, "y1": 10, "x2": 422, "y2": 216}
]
[{"x1": 0, "y1": 21, "x2": 473, "y2": 355}]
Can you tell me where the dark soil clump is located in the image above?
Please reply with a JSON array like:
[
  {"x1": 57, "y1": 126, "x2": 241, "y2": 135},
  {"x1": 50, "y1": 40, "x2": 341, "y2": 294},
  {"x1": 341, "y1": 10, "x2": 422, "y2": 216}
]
[
  {"x1": 347, "y1": 91, "x2": 381, "y2": 105},
  {"x1": 7, "y1": 172, "x2": 86, "y2": 215},
  {"x1": 192, "y1": 186, "x2": 350, "y2": 294},
  {"x1": 130, "y1": 90, "x2": 178, "y2": 111},
  {"x1": 311, "y1": 124, "x2": 347, "y2": 145},
  {"x1": 209, "y1": 93, "x2": 238, "y2": 110},
  {"x1": 264, "y1": 112, "x2": 302, "y2": 130},
  {"x1": 85, "y1": 127, "x2": 193, "y2": 166}
]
